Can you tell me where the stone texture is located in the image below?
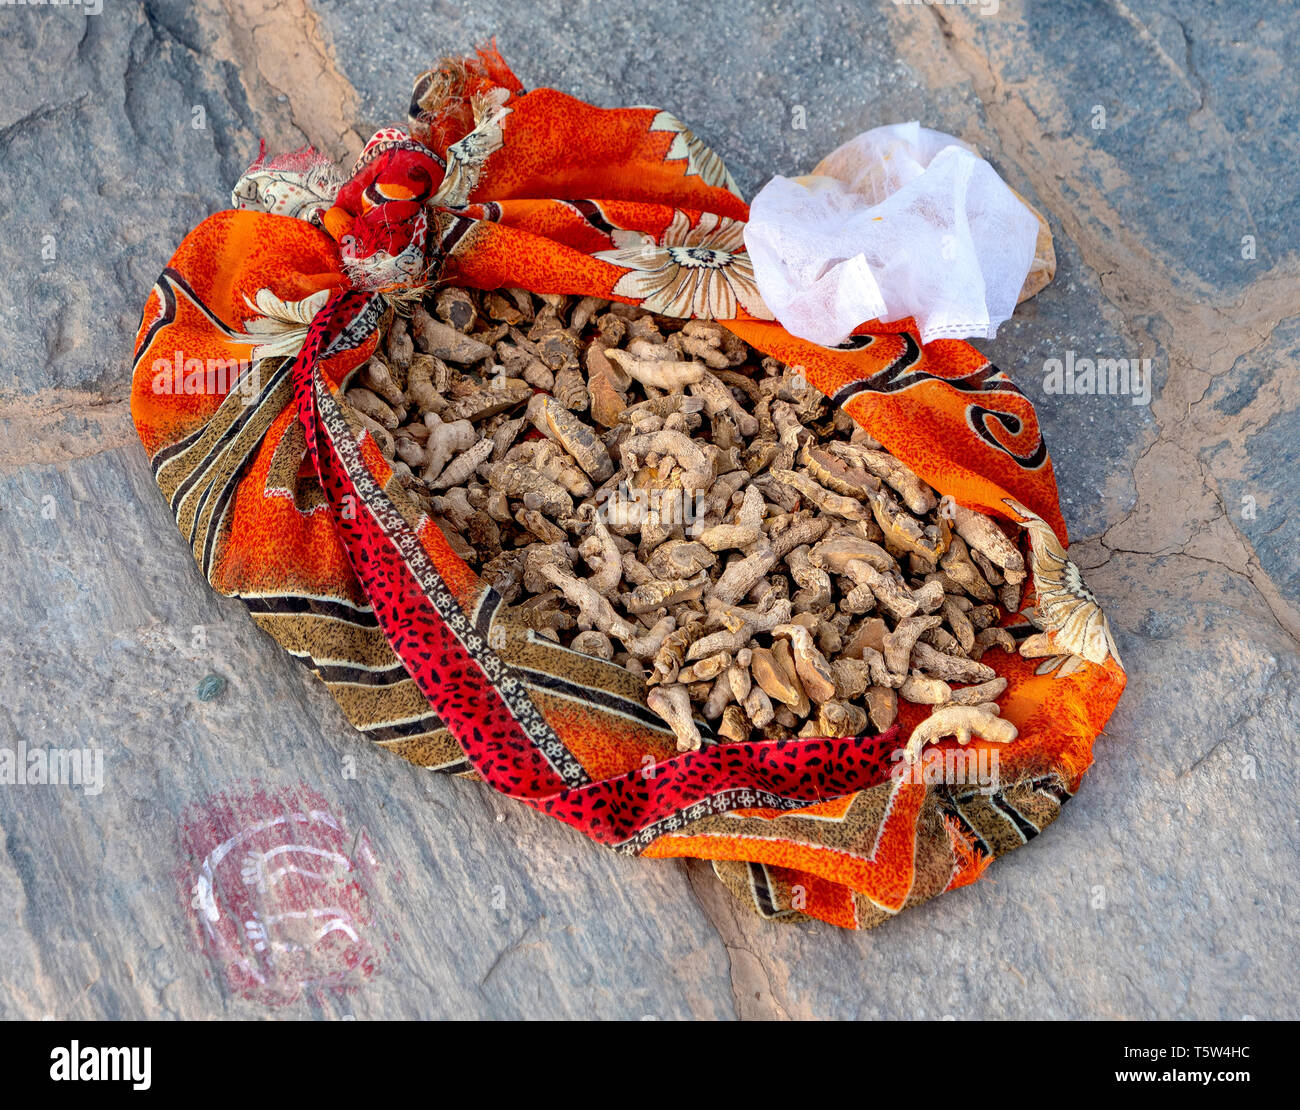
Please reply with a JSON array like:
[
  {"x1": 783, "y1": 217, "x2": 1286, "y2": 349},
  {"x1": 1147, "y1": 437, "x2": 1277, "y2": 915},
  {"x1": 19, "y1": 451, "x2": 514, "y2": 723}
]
[{"x1": 0, "y1": 0, "x2": 1295, "y2": 1019}]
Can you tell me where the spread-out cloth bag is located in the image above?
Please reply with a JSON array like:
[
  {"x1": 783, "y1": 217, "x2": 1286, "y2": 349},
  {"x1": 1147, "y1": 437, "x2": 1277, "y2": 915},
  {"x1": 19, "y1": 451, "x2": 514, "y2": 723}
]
[{"x1": 131, "y1": 47, "x2": 1124, "y2": 929}]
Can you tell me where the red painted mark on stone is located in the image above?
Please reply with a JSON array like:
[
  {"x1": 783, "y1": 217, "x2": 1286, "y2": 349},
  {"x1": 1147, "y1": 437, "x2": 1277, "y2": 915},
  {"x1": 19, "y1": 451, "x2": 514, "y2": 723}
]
[{"x1": 179, "y1": 783, "x2": 382, "y2": 1006}]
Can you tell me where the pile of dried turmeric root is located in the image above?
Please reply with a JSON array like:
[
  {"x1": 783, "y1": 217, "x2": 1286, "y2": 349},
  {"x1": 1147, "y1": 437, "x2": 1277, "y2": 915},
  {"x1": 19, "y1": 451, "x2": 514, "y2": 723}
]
[{"x1": 342, "y1": 286, "x2": 1033, "y2": 760}]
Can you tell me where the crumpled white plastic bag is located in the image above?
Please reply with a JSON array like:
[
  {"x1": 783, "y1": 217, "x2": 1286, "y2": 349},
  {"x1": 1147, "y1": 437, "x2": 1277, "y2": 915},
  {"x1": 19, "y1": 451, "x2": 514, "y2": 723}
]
[{"x1": 744, "y1": 122, "x2": 1041, "y2": 347}]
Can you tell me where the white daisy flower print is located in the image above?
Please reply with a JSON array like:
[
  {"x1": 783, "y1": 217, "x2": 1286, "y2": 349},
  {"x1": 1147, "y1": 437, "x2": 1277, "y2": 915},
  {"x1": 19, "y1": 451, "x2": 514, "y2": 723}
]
[
  {"x1": 648, "y1": 110, "x2": 742, "y2": 198},
  {"x1": 595, "y1": 210, "x2": 773, "y2": 320},
  {"x1": 1004, "y1": 498, "x2": 1123, "y2": 672}
]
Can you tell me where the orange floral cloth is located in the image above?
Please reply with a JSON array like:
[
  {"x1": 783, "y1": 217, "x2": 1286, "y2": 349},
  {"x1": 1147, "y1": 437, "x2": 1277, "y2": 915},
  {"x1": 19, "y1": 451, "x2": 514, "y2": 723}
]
[{"x1": 130, "y1": 46, "x2": 1124, "y2": 929}]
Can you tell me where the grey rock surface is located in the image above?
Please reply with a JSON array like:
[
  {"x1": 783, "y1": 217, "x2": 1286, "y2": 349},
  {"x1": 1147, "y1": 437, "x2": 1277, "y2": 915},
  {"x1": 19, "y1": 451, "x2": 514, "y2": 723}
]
[{"x1": 0, "y1": 0, "x2": 1295, "y2": 1019}]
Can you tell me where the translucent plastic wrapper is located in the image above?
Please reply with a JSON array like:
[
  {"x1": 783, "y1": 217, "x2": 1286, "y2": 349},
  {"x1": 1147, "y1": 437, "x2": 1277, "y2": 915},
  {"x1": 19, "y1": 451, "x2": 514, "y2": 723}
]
[{"x1": 745, "y1": 122, "x2": 1042, "y2": 347}]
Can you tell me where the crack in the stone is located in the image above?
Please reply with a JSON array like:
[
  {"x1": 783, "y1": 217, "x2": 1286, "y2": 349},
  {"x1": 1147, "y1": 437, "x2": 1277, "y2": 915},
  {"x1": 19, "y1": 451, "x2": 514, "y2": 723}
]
[
  {"x1": 477, "y1": 919, "x2": 538, "y2": 991},
  {"x1": 0, "y1": 94, "x2": 92, "y2": 149},
  {"x1": 1178, "y1": 668, "x2": 1280, "y2": 781},
  {"x1": 682, "y1": 861, "x2": 790, "y2": 1020}
]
